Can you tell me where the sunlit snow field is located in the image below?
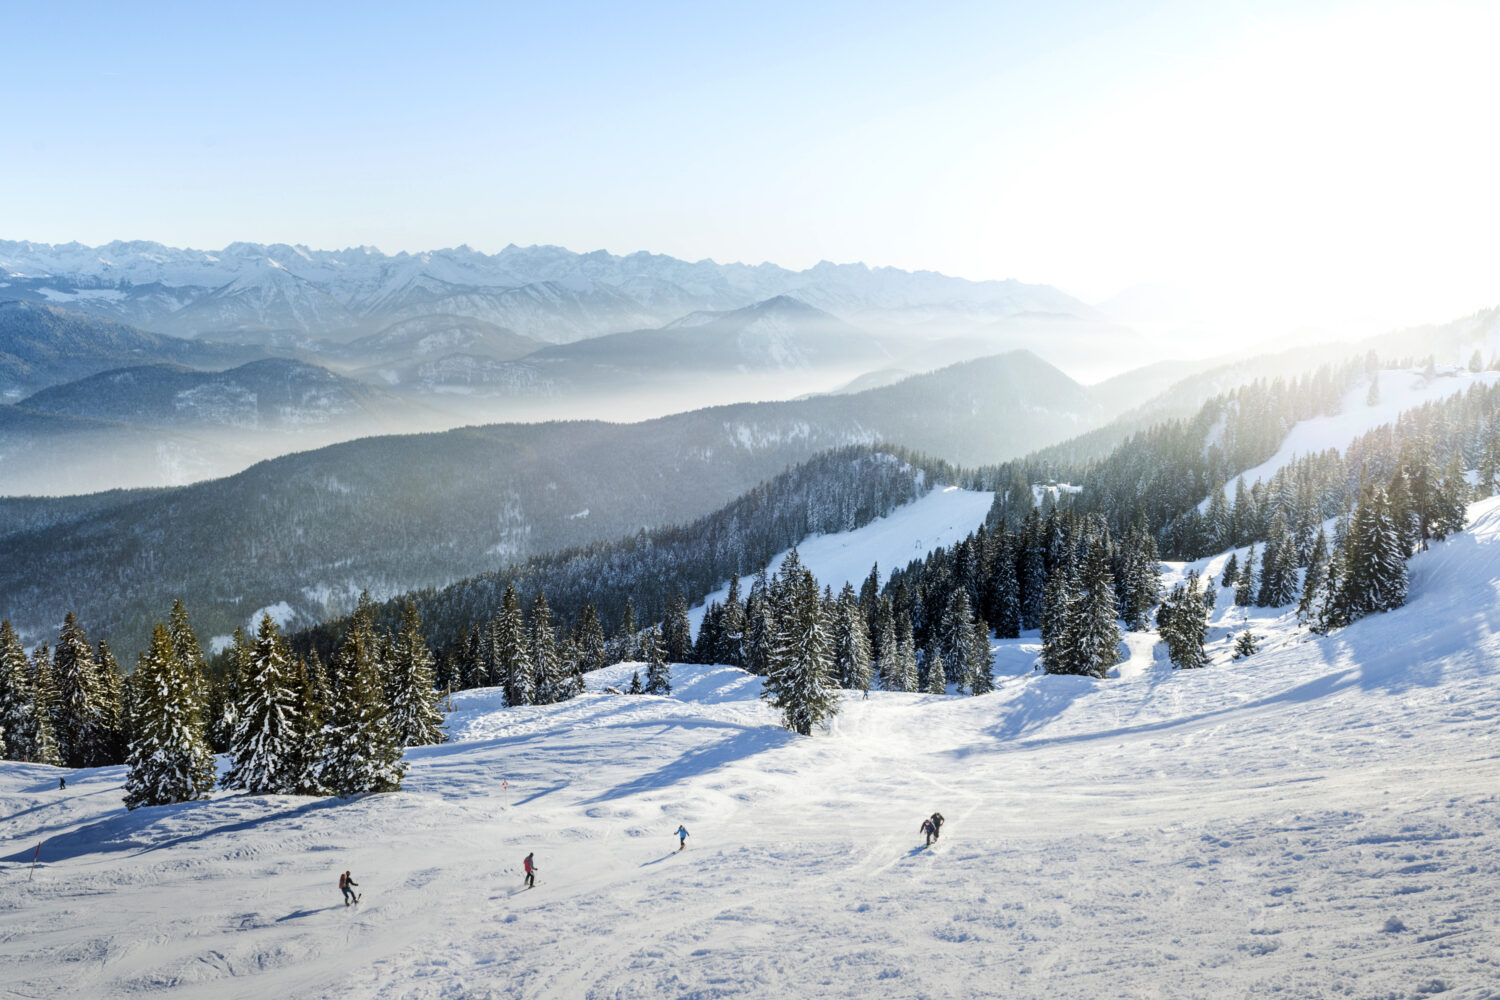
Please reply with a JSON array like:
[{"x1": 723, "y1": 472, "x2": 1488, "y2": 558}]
[{"x1": 4, "y1": 503, "x2": 1500, "y2": 998}]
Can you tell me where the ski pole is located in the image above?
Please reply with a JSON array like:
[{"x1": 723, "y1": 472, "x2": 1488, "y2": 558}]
[{"x1": 28, "y1": 842, "x2": 40, "y2": 881}]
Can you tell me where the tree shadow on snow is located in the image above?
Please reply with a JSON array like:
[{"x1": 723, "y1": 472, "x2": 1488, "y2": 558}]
[
  {"x1": 583, "y1": 720, "x2": 795, "y2": 804},
  {"x1": 0, "y1": 794, "x2": 359, "y2": 864}
]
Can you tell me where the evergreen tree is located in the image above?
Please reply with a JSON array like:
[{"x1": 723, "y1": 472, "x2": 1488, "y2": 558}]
[
  {"x1": 0, "y1": 622, "x2": 33, "y2": 760},
  {"x1": 95, "y1": 639, "x2": 126, "y2": 764},
  {"x1": 1039, "y1": 562, "x2": 1076, "y2": 675},
  {"x1": 1333, "y1": 484, "x2": 1409, "y2": 622},
  {"x1": 123, "y1": 623, "x2": 216, "y2": 810},
  {"x1": 1257, "y1": 513, "x2": 1299, "y2": 607},
  {"x1": 1296, "y1": 529, "x2": 1330, "y2": 625},
  {"x1": 893, "y1": 616, "x2": 919, "y2": 693},
  {"x1": 1067, "y1": 546, "x2": 1123, "y2": 679},
  {"x1": 223, "y1": 614, "x2": 303, "y2": 794},
  {"x1": 387, "y1": 601, "x2": 445, "y2": 747},
  {"x1": 1018, "y1": 539, "x2": 1046, "y2": 630},
  {"x1": 832, "y1": 584, "x2": 872, "y2": 692},
  {"x1": 291, "y1": 655, "x2": 330, "y2": 795},
  {"x1": 628, "y1": 670, "x2": 643, "y2": 695},
  {"x1": 873, "y1": 598, "x2": 900, "y2": 691},
  {"x1": 1157, "y1": 572, "x2": 1209, "y2": 669},
  {"x1": 1117, "y1": 528, "x2": 1162, "y2": 630},
  {"x1": 989, "y1": 532, "x2": 1022, "y2": 638},
  {"x1": 742, "y1": 585, "x2": 776, "y2": 677},
  {"x1": 1219, "y1": 552, "x2": 1239, "y2": 590},
  {"x1": 762, "y1": 565, "x2": 838, "y2": 735},
  {"x1": 460, "y1": 624, "x2": 486, "y2": 690},
  {"x1": 612, "y1": 599, "x2": 639, "y2": 664},
  {"x1": 167, "y1": 600, "x2": 210, "y2": 736},
  {"x1": 1234, "y1": 545, "x2": 1257, "y2": 607},
  {"x1": 938, "y1": 588, "x2": 976, "y2": 685},
  {"x1": 320, "y1": 625, "x2": 407, "y2": 795},
  {"x1": 642, "y1": 626, "x2": 672, "y2": 695},
  {"x1": 528, "y1": 593, "x2": 566, "y2": 705},
  {"x1": 53, "y1": 613, "x2": 108, "y2": 767},
  {"x1": 717, "y1": 575, "x2": 746, "y2": 667},
  {"x1": 575, "y1": 604, "x2": 608, "y2": 676},
  {"x1": 495, "y1": 583, "x2": 535, "y2": 707},
  {"x1": 966, "y1": 617, "x2": 995, "y2": 695},
  {"x1": 662, "y1": 592, "x2": 693, "y2": 664},
  {"x1": 1232, "y1": 630, "x2": 1259, "y2": 660}
]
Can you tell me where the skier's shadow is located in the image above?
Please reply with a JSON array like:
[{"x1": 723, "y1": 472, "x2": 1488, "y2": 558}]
[
  {"x1": 640, "y1": 853, "x2": 678, "y2": 867},
  {"x1": 276, "y1": 906, "x2": 342, "y2": 921}
]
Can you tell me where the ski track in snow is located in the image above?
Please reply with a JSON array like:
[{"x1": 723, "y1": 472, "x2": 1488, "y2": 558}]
[{"x1": 5, "y1": 504, "x2": 1500, "y2": 997}]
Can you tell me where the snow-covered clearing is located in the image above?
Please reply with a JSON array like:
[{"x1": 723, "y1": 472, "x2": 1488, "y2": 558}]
[
  {"x1": 5, "y1": 503, "x2": 1500, "y2": 997},
  {"x1": 1208, "y1": 367, "x2": 1500, "y2": 507},
  {"x1": 689, "y1": 486, "x2": 993, "y2": 629}
]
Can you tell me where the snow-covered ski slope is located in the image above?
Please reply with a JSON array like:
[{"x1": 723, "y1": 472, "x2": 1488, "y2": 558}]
[
  {"x1": 1207, "y1": 365, "x2": 1500, "y2": 506},
  {"x1": 689, "y1": 485, "x2": 994, "y2": 628},
  {"x1": 5, "y1": 505, "x2": 1500, "y2": 998}
]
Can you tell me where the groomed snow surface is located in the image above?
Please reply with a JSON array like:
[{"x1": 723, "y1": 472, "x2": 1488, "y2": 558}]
[{"x1": 6, "y1": 503, "x2": 1500, "y2": 998}]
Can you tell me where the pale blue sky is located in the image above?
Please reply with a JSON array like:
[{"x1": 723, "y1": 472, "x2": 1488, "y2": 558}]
[{"x1": 4, "y1": 1, "x2": 1498, "y2": 328}]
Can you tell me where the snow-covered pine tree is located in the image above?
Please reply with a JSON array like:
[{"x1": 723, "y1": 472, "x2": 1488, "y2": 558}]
[
  {"x1": 989, "y1": 532, "x2": 1022, "y2": 638},
  {"x1": 223, "y1": 614, "x2": 303, "y2": 794},
  {"x1": 1232, "y1": 630, "x2": 1259, "y2": 660},
  {"x1": 716, "y1": 575, "x2": 746, "y2": 667},
  {"x1": 1018, "y1": 532, "x2": 1046, "y2": 631},
  {"x1": 893, "y1": 617, "x2": 919, "y2": 693},
  {"x1": 611, "y1": 599, "x2": 638, "y2": 665},
  {"x1": 289, "y1": 656, "x2": 328, "y2": 795},
  {"x1": 694, "y1": 603, "x2": 723, "y2": 664},
  {"x1": 528, "y1": 593, "x2": 566, "y2": 705},
  {"x1": 167, "y1": 600, "x2": 210, "y2": 735},
  {"x1": 1296, "y1": 529, "x2": 1330, "y2": 625},
  {"x1": 1039, "y1": 562, "x2": 1077, "y2": 675},
  {"x1": 53, "y1": 613, "x2": 112, "y2": 768},
  {"x1": 1158, "y1": 571, "x2": 1209, "y2": 669},
  {"x1": 1234, "y1": 545, "x2": 1257, "y2": 607},
  {"x1": 0, "y1": 621, "x2": 33, "y2": 760},
  {"x1": 1219, "y1": 552, "x2": 1239, "y2": 591},
  {"x1": 320, "y1": 625, "x2": 407, "y2": 796},
  {"x1": 642, "y1": 626, "x2": 672, "y2": 695},
  {"x1": 123, "y1": 623, "x2": 216, "y2": 810},
  {"x1": 873, "y1": 597, "x2": 900, "y2": 691},
  {"x1": 832, "y1": 583, "x2": 872, "y2": 692},
  {"x1": 762, "y1": 565, "x2": 838, "y2": 734},
  {"x1": 742, "y1": 585, "x2": 776, "y2": 677},
  {"x1": 95, "y1": 639, "x2": 126, "y2": 764},
  {"x1": 387, "y1": 601, "x2": 445, "y2": 747},
  {"x1": 1335, "y1": 484, "x2": 1409, "y2": 620},
  {"x1": 966, "y1": 617, "x2": 995, "y2": 694},
  {"x1": 1116, "y1": 528, "x2": 1162, "y2": 631},
  {"x1": 662, "y1": 592, "x2": 693, "y2": 664},
  {"x1": 628, "y1": 670, "x2": 643, "y2": 694},
  {"x1": 1068, "y1": 545, "x2": 1123, "y2": 679},
  {"x1": 576, "y1": 604, "x2": 608, "y2": 675},
  {"x1": 938, "y1": 588, "x2": 975, "y2": 685},
  {"x1": 922, "y1": 632, "x2": 946, "y2": 694},
  {"x1": 460, "y1": 624, "x2": 486, "y2": 690},
  {"x1": 1258, "y1": 513, "x2": 1300, "y2": 607},
  {"x1": 495, "y1": 583, "x2": 535, "y2": 707}
]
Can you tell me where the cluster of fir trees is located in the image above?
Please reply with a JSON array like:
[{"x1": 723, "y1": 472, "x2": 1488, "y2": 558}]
[
  {"x1": 0, "y1": 610, "x2": 130, "y2": 769},
  {"x1": 209, "y1": 597, "x2": 443, "y2": 805},
  {"x1": 0, "y1": 596, "x2": 447, "y2": 809},
  {"x1": 879, "y1": 506, "x2": 1162, "y2": 681}
]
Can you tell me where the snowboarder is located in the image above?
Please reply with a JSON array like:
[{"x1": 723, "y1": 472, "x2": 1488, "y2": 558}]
[
  {"x1": 920, "y1": 817, "x2": 937, "y2": 846},
  {"x1": 58, "y1": 777, "x2": 65, "y2": 790},
  {"x1": 523, "y1": 852, "x2": 537, "y2": 888},
  {"x1": 339, "y1": 871, "x2": 360, "y2": 906},
  {"x1": 930, "y1": 812, "x2": 945, "y2": 840},
  {"x1": 675, "y1": 825, "x2": 689, "y2": 851}
]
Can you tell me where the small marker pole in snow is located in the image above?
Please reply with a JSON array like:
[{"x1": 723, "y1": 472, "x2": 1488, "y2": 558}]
[{"x1": 27, "y1": 842, "x2": 40, "y2": 881}]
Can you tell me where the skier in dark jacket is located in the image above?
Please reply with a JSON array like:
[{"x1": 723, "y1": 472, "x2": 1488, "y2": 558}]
[
  {"x1": 523, "y1": 852, "x2": 537, "y2": 888},
  {"x1": 920, "y1": 818, "x2": 937, "y2": 846},
  {"x1": 930, "y1": 812, "x2": 945, "y2": 840},
  {"x1": 340, "y1": 871, "x2": 359, "y2": 905},
  {"x1": 675, "y1": 825, "x2": 689, "y2": 851}
]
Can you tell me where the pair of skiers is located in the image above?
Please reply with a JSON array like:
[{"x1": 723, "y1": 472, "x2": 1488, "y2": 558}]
[{"x1": 920, "y1": 811, "x2": 945, "y2": 846}]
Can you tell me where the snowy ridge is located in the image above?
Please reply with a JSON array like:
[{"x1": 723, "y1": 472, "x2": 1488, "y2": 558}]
[{"x1": 3, "y1": 500, "x2": 1499, "y2": 994}]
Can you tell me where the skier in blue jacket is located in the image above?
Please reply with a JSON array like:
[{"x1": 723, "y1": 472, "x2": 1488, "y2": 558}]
[{"x1": 675, "y1": 825, "x2": 689, "y2": 851}]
